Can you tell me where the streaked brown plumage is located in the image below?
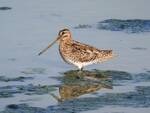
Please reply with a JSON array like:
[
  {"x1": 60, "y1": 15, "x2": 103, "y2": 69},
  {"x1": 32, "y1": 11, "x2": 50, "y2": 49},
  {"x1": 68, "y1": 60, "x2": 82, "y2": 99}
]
[{"x1": 38, "y1": 28, "x2": 113, "y2": 70}]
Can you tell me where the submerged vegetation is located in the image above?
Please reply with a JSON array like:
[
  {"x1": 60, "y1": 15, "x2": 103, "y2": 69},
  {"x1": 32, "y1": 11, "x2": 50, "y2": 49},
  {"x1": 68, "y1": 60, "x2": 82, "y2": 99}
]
[
  {"x1": 0, "y1": 69, "x2": 150, "y2": 113},
  {"x1": 0, "y1": 76, "x2": 33, "y2": 82},
  {"x1": 97, "y1": 19, "x2": 150, "y2": 33},
  {"x1": 0, "y1": 7, "x2": 12, "y2": 10},
  {"x1": 74, "y1": 19, "x2": 150, "y2": 33},
  {"x1": 0, "y1": 84, "x2": 57, "y2": 98},
  {"x1": 1, "y1": 85, "x2": 150, "y2": 113}
]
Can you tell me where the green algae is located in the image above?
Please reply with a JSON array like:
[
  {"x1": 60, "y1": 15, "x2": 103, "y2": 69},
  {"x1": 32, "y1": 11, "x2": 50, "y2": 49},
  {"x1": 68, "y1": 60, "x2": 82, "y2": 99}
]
[
  {"x1": 0, "y1": 84, "x2": 57, "y2": 98},
  {"x1": 0, "y1": 76, "x2": 33, "y2": 82},
  {"x1": 1, "y1": 86, "x2": 150, "y2": 113},
  {"x1": 21, "y1": 68, "x2": 46, "y2": 75},
  {"x1": 1, "y1": 70, "x2": 150, "y2": 113}
]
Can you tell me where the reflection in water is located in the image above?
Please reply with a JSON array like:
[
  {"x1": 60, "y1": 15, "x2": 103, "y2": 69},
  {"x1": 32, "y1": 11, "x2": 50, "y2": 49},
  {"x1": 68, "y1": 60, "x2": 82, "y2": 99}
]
[
  {"x1": 50, "y1": 70, "x2": 113, "y2": 102},
  {"x1": 2, "y1": 70, "x2": 150, "y2": 113}
]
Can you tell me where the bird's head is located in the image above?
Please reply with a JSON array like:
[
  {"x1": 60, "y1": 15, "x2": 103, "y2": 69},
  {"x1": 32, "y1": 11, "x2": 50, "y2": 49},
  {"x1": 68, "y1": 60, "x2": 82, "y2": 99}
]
[
  {"x1": 38, "y1": 28, "x2": 71, "y2": 55},
  {"x1": 58, "y1": 28, "x2": 71, "y2": 41}
]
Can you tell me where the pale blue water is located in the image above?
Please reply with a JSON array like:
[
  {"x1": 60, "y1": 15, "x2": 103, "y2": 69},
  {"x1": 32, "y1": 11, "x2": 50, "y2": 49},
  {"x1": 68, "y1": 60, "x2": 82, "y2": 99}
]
[{"x1": 0, "y1": 0, "x2": 150, "y2": 113}]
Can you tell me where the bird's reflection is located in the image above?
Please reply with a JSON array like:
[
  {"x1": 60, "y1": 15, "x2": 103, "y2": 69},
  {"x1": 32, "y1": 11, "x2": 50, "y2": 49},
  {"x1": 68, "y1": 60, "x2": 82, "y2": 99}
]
[{"x1": 50, "y1": 70, "x2": 113, "y2": 102}]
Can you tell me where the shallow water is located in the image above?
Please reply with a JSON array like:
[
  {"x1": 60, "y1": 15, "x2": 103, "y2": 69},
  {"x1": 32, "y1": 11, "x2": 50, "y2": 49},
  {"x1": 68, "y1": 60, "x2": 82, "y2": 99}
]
[
  {"x1": 0, "y1": 0, "x2": 150, "y2": 113},
  {"x1": 0, "y1": 70, "x2": 150, "y2": 113}
]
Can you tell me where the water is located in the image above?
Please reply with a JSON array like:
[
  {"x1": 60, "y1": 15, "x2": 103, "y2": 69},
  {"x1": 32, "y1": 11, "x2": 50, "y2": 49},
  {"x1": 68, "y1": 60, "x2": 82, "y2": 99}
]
[{"x1": 0, "y1": 0, "x2": 150, "y2": 113}]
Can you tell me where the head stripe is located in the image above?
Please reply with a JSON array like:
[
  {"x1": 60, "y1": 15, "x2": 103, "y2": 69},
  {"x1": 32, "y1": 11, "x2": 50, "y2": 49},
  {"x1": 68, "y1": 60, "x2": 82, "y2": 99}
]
[{"x1": 59, "y1": 28, "x2": 70, "y2": 35}]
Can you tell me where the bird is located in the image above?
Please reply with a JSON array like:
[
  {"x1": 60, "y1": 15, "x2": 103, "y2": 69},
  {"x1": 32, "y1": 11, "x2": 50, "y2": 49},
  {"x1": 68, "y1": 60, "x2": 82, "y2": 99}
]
[{"x1": 38, "y1": 28, "x2": 114, "y2": 70}]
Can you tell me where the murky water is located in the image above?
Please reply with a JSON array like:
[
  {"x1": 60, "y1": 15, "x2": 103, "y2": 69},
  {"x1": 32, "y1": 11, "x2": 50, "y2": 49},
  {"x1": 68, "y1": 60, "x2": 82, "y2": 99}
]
[{"x1": 0, "y1": 0, "x2": 150, "y2": 113}]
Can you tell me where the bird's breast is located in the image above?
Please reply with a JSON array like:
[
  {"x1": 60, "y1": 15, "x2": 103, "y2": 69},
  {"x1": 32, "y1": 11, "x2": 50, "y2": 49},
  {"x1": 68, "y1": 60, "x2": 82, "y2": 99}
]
[{"x1": 59, "y1": 41, "x2": 73, "y2": 64}]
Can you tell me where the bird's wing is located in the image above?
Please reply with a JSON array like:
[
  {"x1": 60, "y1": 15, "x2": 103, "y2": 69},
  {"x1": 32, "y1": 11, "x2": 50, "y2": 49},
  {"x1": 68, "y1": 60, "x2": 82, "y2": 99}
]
[{"x1": 69, "y1": 41, "x2": 101, "y2": 62}]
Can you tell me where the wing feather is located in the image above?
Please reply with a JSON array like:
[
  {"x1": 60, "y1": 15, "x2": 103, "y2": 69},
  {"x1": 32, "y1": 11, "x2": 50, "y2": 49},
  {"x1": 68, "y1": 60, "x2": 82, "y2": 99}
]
[{"x1": 69, "y1": 41, "x2": 101, "y2": 62}]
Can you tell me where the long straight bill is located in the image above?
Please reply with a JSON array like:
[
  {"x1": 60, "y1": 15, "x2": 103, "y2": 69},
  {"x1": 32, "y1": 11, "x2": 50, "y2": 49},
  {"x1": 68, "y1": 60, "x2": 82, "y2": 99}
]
[{"x1": 38, "y1": 37, "x2": 59, "y2": 55}]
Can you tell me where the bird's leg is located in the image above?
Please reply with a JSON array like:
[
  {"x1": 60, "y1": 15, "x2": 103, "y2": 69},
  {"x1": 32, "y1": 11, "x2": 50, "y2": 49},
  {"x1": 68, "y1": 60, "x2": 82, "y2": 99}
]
[
  {"x1": 81, "y1": 67, "x2": 83, "y2": 71},
  {"x1": 77, "y1": 67, "x2": 83, "y2": 79}
]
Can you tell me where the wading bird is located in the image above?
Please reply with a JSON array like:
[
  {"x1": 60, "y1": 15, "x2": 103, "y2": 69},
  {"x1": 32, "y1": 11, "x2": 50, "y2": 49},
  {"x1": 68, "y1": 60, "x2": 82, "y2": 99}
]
[{"x1": 38, "y1": 28, "x2": 113, "y2": 70}]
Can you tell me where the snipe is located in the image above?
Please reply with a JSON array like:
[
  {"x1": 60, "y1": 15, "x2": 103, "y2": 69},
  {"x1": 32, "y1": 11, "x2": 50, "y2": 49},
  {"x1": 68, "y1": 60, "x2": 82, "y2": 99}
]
[{"x1": 38, "y1": 28, "x2": 114, "y2": 70}]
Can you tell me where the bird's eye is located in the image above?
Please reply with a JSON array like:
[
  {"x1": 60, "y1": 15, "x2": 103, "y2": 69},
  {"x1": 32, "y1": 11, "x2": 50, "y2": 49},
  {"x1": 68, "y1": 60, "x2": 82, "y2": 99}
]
[{"x1": 61, "y1": 32, "x2": 65, "y2": 35}]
